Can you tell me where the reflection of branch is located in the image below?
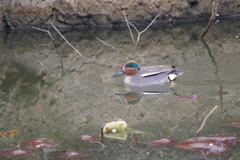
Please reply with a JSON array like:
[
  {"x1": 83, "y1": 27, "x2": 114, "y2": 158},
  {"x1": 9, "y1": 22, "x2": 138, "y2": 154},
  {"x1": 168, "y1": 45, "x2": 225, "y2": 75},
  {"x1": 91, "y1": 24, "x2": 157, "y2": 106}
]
[
  {"x1": 50, "y1": 22, "x2": 86, "y2": 61},
  {"x1": 89, "y1": 133, "x2": 107, "y2": 158},
  {"x1": 199, "y1": 0, "x2": 218, "y2": 38},
  {"x1": 96, "y1": 37, "x2": 118, "y2": 50},
  {"x1": 123, "y1": 10, "x2": 160, "y2": 50},
  {"x1": 32, "y1": 27, "x2": 55, "y2": 41},
  {"x1": 200, "y1": 150, "x2": 208, "y2": 160},
  {"x1": 201, "y1": 38, "x2": 224, "y2": 117},
  {"x1": 90, "y1": 148, "x2": 107, "y2": 159},
  {"x1": 55, "y1": 62, "x2": 84, "y2": 93},
  {"x1": 90, "y1": 133, "x2": 106, "y2": 148},
  {"x1": 195, "y1": 106, "x2": 218, "y2": 137}
]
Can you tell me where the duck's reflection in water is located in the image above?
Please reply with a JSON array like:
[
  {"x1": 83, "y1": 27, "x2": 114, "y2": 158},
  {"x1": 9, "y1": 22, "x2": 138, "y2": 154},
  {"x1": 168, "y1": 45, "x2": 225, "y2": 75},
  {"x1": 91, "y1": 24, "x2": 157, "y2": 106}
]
[{"x1": 115, "y1": 84, "x2": 173, "y2": 105}]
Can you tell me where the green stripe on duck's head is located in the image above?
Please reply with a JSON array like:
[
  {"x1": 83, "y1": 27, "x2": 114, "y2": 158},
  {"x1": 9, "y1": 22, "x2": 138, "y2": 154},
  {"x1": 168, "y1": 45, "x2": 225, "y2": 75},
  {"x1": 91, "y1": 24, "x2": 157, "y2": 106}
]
[{"x1": 114, "y1": 60, "x2": 140, "y2": 77}]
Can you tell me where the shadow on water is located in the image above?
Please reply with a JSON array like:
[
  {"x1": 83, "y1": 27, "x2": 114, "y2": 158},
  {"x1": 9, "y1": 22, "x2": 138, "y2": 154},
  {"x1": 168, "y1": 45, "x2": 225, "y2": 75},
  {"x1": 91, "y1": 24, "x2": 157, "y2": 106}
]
[{"x1": 1, "y1": 19, "x2": 240, "y2": 159}]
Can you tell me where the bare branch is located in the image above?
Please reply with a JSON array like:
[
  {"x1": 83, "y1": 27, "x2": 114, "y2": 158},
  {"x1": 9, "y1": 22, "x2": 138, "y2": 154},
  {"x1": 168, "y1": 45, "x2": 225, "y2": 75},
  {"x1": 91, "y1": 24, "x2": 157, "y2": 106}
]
[
  {"x1": 123, "y1": 11, "x2": 160, "y2": 50},
  {"x1": 195, "y1": 105, "x2": 218, "y2": 137},
  {"x1": 139, "y1": 13, "x2": 160, "y2": 34},
  {"x1": 127, "y1": 21, "x2": 139, "y2": 34},
  {"x1": 200, "y1": 0, "x2": 218, "y2": 38},
  {"x1": 123, "y1": 10, "x2": 136, "y2": 44},
  {"x1": 50, "y1": 22, "x2": 86, "y2": 61},
  {"x1": 135, "y1": 14, "x2": 160, "y2": 49},
  {"x1": 96, "y1": 37, "x2": 118, "y2": 50},
  {"x1": 32, "y1": 27, "x2": 55, "y2": 41},
  {"x1": 135, "y1": 35, "x2": 141, "y2": 50}
]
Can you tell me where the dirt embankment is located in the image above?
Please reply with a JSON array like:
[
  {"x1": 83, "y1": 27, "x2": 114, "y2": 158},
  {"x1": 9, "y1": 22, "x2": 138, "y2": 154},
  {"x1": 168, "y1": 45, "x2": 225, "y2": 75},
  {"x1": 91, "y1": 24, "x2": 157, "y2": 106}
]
[{"x1": 0, "y1": 0, "x2": 240, "y2": 30}]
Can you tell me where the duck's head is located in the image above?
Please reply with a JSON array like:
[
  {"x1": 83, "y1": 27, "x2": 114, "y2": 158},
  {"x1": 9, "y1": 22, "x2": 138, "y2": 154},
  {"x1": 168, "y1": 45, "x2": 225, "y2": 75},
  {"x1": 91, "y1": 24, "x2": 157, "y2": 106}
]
[{"x1": 114, "y1": 60, "x2": 140, "y2": 77}]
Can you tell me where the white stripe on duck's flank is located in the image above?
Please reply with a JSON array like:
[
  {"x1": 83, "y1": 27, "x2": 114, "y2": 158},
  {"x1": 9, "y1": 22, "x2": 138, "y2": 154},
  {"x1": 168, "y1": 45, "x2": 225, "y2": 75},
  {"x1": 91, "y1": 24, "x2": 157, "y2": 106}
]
[
  {"x1": 140, "y1": 71, "x2": 165, "y2": 77},
  {"x1": 142, "y1": 92, "x2": 164, "y2": 95}
]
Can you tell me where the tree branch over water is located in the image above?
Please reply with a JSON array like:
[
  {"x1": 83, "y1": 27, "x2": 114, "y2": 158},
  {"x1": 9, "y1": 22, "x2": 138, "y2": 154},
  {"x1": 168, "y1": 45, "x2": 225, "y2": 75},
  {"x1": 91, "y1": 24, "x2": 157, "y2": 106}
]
[
  {"x1": 199, "y1": 0, "x2": 218, "y2": 38},
  {"x1": 123, "y1": 10, "x2": 160, "y2": 50},
  {"x1": 123, "y1": 10, "x2": 136, "y2": 44},
  {"x1": 50, "y1": 22, "x2": 86, "y2": 61}
]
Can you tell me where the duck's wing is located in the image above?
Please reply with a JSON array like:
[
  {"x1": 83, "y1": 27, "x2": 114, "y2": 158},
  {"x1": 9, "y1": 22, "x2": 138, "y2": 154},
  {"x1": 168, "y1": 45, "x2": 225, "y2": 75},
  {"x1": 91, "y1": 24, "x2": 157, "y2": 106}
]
[{"x1": 139, "y1": 65, "x2": 173, "y2": 77}]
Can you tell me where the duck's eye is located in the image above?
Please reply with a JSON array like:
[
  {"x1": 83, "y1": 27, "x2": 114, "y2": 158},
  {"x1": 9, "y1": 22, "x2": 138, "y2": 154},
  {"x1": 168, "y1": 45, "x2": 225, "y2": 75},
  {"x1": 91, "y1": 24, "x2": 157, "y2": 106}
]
[{"x1": 125, "y1": 62, "x2": 139, "y2": 69}]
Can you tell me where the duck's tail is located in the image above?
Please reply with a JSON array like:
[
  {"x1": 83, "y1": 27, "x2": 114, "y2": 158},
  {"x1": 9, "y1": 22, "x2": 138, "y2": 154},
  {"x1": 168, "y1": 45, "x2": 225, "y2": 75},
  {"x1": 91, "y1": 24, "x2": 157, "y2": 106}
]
[{"x1": 168, "y1": 70, "x2": 183, "y2": 81}]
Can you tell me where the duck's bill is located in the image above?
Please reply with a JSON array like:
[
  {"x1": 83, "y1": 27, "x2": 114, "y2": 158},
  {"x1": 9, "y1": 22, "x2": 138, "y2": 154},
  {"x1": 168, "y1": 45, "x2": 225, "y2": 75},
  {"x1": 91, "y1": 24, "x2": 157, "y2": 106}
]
[{"x1": 113, "y1": 70, "x2": 125, "y2": 77}]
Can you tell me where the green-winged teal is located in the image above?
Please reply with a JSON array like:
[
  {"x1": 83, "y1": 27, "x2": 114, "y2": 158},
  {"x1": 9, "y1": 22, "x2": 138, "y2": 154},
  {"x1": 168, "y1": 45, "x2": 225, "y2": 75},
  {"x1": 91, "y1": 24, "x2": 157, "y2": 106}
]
[{"x1": 114, "y1": 60, "x2": 182, "y2": 86}]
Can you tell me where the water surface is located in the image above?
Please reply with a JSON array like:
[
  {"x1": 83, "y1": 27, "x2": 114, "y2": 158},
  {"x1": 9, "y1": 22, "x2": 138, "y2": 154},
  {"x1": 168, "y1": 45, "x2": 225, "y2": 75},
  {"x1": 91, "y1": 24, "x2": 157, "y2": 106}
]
[{"x1": 1, "y1": 19, "x2": 240, "y2": 159}]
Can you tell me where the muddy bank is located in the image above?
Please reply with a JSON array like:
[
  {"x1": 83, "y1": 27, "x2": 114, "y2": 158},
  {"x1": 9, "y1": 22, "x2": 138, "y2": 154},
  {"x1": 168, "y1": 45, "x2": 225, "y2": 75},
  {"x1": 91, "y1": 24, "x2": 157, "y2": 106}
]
[{"x1": 1, "y1": 0, "x2": 240, "y2": 30}]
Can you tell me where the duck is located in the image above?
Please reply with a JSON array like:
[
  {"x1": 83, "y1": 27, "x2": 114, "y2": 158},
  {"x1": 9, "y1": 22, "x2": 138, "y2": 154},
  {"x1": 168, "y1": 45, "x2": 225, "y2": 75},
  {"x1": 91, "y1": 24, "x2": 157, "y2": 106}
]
[{"x1": 113, "y1": 60, "x2": 182, "y2": 86}]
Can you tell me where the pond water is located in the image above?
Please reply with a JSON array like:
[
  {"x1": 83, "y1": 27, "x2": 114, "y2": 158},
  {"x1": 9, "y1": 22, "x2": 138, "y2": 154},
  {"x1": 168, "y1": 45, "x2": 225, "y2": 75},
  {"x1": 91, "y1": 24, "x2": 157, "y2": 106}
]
[{"x1": 1, "y1": 18, "x2": 240, "y2": 159}]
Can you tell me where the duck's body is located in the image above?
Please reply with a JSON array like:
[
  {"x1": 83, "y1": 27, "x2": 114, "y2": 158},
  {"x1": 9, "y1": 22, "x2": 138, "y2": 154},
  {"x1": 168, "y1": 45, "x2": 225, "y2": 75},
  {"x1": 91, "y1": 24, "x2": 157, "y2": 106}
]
[
  {"x1": 124, "y1": 65, "x2": 175, "y2": 86},
  {"x1": 114, "y1": 60, "x2": 182, "y2": 86}
]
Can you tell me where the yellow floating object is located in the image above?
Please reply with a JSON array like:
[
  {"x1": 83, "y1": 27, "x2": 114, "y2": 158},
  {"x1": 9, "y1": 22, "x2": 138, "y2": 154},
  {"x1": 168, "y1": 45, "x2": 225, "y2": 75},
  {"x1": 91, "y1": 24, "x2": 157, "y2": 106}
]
[
  {"x1": 103, "y1": 132, "x2": 128, "y2": 140},
  {"x1": 102, "y1": 120, "x2": 128, "y2": 134}
]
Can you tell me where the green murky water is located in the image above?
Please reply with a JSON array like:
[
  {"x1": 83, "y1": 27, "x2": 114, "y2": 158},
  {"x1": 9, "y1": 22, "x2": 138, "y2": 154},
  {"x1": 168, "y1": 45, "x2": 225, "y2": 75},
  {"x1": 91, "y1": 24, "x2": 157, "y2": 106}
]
[{"x1": 1, "y1": 19, "x2": 240, "y2": 159}]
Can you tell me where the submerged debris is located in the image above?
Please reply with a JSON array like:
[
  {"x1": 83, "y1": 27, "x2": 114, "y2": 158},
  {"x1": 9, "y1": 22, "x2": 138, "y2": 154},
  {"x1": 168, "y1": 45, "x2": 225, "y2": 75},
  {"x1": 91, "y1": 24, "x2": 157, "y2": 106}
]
[
  {"x1": 24, "y1": 138, "x2": 59, "y2": 149},
  {"x1": 177, "y1": 94, "x2": 200, "y2": 100},
  {"x1": 81, "y1": 135, "x2": 101, "y2": 142},
  {"x1": 230, "y1": 122, "x2": 240, "y2": 128},
  {"x1": 56, "y1": 152, "x2": 89, "y2": 159},
  {"x1": 0, "y1": 149, "x2": 37, "y2": 158},
  {"x1": 145, "y1": 138, "x2": 177, "y2": 147},
  {"x1": 175, "y1": 134, "x2": 238, "y2": 156},
  {"x1": 0, "y1": 130, "x2": 19, "y2": 137}
]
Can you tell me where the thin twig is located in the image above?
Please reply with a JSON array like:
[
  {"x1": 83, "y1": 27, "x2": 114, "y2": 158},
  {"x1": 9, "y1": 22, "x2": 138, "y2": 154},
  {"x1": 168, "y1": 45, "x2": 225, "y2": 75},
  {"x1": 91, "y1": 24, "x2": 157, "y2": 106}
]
[
  {"x1": 32, "y1": 27, "x2": 55, "y2": 41},
  {"x1": 50, "y1": 22, "x2": 86, "y2": 61},
  {"x1": 123, "y1": 11, "x2": 136, "y2": 44},
  {"x1": 55, "y1": 62, "x2": 84, "y2": 93},
  {"x1": 195, "y1": 105, "x2": 218, "y2": 137},
  {"x1": 139, "y1": 13, "x2": 160, "y2": 35},
  {"x1": 123, "y1": 11, "x2": 160, "y2": 50},
  {"x1": 199, "y1": 0, "x2": 218, "y2": 38},
  {"x1": 95, "y1": 37, "x2": 118, "y2": 50},
  {"x1": 127, "y1": 21, "x2": 139, "y2": 34},
  {"x1": 134, "y1": 13, "x2": 160, "y2": 49}
]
